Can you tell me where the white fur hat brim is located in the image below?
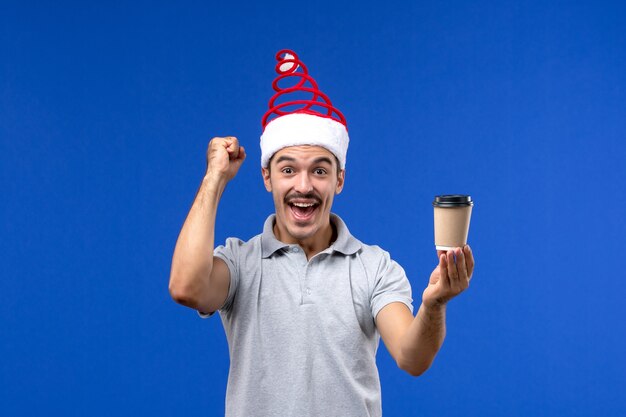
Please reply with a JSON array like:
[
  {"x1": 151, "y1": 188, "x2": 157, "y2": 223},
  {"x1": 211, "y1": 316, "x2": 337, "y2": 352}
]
[{"x1": 260, "y1": 113, "x2": 349, "y2": 169}]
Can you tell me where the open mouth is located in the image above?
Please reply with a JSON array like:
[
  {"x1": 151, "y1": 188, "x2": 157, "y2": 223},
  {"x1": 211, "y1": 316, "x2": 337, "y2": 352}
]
[{"x1": 287, "y1": 200, "x2": 320, "y2": 221}]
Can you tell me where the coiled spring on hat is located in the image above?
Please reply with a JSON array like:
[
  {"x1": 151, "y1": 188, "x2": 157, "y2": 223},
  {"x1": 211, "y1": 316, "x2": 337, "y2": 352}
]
[{"x1": 261, "y1": 49, "x2": 347, "y2": 129}]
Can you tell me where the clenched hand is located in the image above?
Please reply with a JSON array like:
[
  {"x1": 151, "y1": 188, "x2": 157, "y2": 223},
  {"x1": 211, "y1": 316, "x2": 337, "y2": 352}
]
[{"x1": 205, "y1": 136, "x2": 246, "y2": 183}]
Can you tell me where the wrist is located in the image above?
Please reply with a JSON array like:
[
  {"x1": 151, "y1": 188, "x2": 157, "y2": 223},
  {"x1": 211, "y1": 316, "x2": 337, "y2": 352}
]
[
  {"x1": 202, "y1": 172, "x2": 229, "y2": 193},
  {"x1": 421, "y1": 300, "x2": 447, "y2": 314},
  {"x1": 417, "y1": 302, "x2": 447, "y2": 330}
]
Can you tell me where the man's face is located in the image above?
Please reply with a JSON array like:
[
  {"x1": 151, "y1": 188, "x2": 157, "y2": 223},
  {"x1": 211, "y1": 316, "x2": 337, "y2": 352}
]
[{"x1": 262, "y1": 145, "x2": 345, "y2": 244}]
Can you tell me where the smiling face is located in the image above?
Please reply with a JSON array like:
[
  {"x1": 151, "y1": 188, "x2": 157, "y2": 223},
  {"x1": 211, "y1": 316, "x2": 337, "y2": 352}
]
[{"x1": 262, "y1": 145, "x2": 345, "y2": 248}]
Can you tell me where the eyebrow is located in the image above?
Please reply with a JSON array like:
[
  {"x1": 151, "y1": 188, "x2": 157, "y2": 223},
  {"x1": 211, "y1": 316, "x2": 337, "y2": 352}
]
[
  {"x1": 274, "y1": 155, "x2": 333, "y2": 165},
  {"x1": 312, "y1": 157, "x2": 333, "y2": 166},
  {"x1": 275, "y1": 155, "x2": 296, "y2": 164}
]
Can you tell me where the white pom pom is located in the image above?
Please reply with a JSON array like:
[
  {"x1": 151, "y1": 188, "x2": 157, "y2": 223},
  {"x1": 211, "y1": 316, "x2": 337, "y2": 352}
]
[{"x1": 279, "y1": 53, "x2": 298, "y2": 72}]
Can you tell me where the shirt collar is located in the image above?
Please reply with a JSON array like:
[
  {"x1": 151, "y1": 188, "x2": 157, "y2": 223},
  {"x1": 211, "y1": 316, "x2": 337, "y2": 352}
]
[{"x1": 261, "y1": 213, "x2": 361, "y2": 258}]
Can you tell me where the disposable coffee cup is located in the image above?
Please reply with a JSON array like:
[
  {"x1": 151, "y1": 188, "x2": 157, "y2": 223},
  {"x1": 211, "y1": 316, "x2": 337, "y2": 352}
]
[{"x1": 433, "y1": 195, "x2": 473, "y2": 251}]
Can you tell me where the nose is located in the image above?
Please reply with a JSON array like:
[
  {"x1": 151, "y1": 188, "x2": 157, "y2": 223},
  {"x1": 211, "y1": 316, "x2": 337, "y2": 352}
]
[{"x1": 294, "y1": 171, "x2": 313, "y2": 193}]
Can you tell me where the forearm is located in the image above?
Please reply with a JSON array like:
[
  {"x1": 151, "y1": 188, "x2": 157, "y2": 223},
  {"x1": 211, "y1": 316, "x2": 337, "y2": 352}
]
[
  {"x1": 169, "y1": 175, "x2": 226, "y2": 304},
  {"x1": 398, "y1": 303, "x2": 447, "y2": 376}
]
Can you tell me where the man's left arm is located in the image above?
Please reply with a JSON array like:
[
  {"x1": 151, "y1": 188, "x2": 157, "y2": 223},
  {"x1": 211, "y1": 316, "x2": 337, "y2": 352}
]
[{"x1": 376, "y1": 245, "x2": 474, "y2": 376}]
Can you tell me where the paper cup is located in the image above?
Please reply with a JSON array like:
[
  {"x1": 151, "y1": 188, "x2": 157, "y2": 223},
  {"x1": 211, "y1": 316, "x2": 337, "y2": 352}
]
[{"x1": 433, "y1": 195, "x2": 473, "y2": 250}]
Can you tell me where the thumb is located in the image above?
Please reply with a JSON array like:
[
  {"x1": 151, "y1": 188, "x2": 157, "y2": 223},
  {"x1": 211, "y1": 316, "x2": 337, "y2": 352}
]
[{"x1": 234, "y1": 146, "x2": 246, "y2": 162}]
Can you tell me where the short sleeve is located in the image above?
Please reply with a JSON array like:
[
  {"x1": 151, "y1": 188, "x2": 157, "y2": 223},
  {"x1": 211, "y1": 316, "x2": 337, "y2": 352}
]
[
  {"x1": 197, "y1": 237, "x2": 242, "y2": 318},
  {"x1": 370, "y1": 251, "x2": 414, "y2": 320}
]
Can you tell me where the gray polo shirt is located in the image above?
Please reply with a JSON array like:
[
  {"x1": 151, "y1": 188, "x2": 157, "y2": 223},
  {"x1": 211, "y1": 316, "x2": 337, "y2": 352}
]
[{"x1": 201, "y1": 213, "x2": 413, "y2": 417}]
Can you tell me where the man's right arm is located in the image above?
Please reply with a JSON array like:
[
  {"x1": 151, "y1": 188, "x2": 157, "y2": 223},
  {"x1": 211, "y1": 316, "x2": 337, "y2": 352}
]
[{"x1": 168, "y1": 137, "x2": 246, "y2": 314}]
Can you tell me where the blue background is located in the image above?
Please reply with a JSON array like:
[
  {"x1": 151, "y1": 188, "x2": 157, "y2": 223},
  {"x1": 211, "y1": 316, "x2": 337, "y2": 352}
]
[{"x1": 2, "y1": 1, "x2": 625, "y2": 416}]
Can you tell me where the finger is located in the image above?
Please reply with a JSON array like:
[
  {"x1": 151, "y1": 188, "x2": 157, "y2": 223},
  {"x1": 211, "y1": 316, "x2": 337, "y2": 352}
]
[
  {"x1": 237, "y1": 145, "x2": 247, "y2": 161},
  {"x1": 232, "y1": 146, "x2": 247, "y2": 167},
  {"x1": 224, "y1": 136, "x2": 237, "y2": 146},
  {"x1": 225, "y1": 137, "x2": 240, "y2": 159},
  {"x1": 464, "y1": 245, "x2": 474, "y2": 278},
  {"x1": 439, "y1": 253, "x2": 450, "y2": 289},
  {"x1": 455, "y1": 247, "x2": 469, "y2": 288},
  {"x1": 210, "y1": 136, "x2": 235, "y2": 153},
  {"x1": 446, "y1": 250, "x2": 458, "y2": 287},
  {"x1": 437, "y1": 250, "x2": 446, "y2": 258}
]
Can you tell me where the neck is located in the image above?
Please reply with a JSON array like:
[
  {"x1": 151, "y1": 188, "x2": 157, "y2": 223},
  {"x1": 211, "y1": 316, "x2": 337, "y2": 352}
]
[{"x1": 273, "y1": 216, "x2": 337, "y2": 260}]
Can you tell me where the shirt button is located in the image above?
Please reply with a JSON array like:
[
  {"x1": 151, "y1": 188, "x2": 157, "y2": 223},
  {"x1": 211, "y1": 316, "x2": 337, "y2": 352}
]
[
  {"x1": 292, "y1": 247, "x2": 299, "y2": 253},
  {"x1": 306, "y1": 288, "x2": 312, "y2": 295}
]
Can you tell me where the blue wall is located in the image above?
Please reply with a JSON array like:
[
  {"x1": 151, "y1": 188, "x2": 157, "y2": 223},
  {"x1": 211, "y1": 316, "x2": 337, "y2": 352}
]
[{"x1": 2, "y1": 1, "x2": 625, "y2": 416}]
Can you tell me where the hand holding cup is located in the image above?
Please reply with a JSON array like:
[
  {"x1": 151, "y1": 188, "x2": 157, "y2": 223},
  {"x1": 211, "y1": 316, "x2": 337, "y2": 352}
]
[
  {"x1": 423, "y1": 245, "x2": 474, "y2": 308},
  {"x1": 422, "y1": 195, "x2": 475, "y2": 307}
]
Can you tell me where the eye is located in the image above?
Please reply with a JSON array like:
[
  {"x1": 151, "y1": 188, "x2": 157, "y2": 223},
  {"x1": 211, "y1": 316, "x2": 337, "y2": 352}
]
[
  {"x1": 281, "y1": 167, "x2": 294, "y2": 174},
  {"x1": 314, "y1": 168, "x2": 327, "y2": 175}
]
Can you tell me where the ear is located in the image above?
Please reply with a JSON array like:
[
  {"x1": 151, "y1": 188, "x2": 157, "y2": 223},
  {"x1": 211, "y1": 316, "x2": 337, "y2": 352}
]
[
  {"x1": 261, "y1": 167, "x2": 272, "y2": 192},
  {"x1": 335, "y1": 169, "x2": 345, "y2": 195}
]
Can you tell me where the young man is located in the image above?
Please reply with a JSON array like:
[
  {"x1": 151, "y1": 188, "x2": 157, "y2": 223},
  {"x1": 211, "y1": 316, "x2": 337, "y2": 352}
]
[{"x1": 169, "y1": 50, "x2": 475, "y2": 417}]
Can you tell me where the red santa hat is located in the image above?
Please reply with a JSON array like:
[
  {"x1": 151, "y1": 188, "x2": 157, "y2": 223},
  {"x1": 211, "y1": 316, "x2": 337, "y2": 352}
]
[{"x1": 260, "y1": 50, "x2": 349, "y2": 168}]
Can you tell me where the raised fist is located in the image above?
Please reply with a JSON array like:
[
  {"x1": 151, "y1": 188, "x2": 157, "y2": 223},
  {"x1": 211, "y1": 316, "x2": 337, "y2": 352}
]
[{"x1": 205, "y1": 136, "x2": 246, "y2": 183}]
